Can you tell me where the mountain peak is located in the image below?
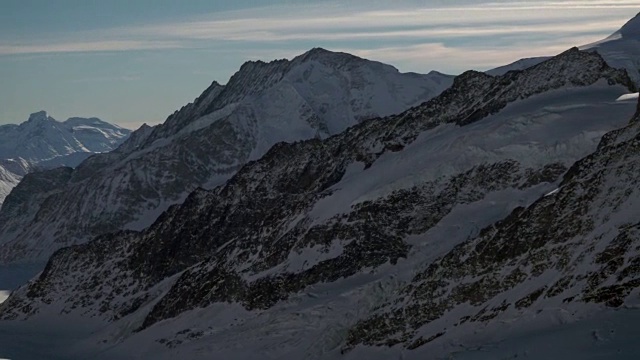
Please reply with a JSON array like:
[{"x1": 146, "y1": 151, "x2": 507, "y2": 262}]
[
  {"x1": 301, "y1": 47, "x2": 334, "y2": 58},
  {"x1": 296, "y1": 47, "x2": 363, "y2": 64},
  {"x1": 27, "y1": 110, "x2": 51, "y2": 123},
  {"x1": 619, "y1": 12, "x2": 640, "y2": 38}
]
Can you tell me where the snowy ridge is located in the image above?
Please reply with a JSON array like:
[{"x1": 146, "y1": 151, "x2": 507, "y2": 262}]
[
  {"x1": 0, "y1": 48, "x2": 454, "y2": 264},
  {"x1": 486, "y1": 12, "x2": 640, "y2": 88},
  {"x1": 0, "y1": 47, "x2": 637, "y2": 359},
  {"x1": 486, "y1": 56, "x2": 551, "y2": 76},
  {"x1": 582, "y1": 13, "x2": 640, "y2": 86},
  {"x1": 0, "y1": 112, "x2": 130, "y2": 204},
  {"x1": 0, "y1": 111, "x2": 129, "y2": 163}
]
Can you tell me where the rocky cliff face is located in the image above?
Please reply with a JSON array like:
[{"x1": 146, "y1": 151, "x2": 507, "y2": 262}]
[
  {"x1": 0, "y1": 48, "x2": 453, "y2": 264},
  {"x1": 1, "y1": 48, "x2": 637, "y2": 359},
  {"x1": 346, "y1": 94, "x2": 640, "y2": 352}
]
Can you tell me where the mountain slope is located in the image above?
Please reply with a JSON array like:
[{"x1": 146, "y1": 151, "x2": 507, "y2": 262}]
[
  {"x1": 0, "y1": 112, "x2": 130, "y2": 204},
  {"x1": 1, "y1": 48, "x2": 636, "y2": 359},
  {"x1": 0, "y1": 165, "x2": 23, "y2": 206},
  {"x1": 486, "y1": 56, "x2": 551, "y2": 76},
  {"x1": 583, "y1": 12, "x2": 640, "y2": 85},
  {"x1": 346, "y1": 91, "x2": 640, "y2": 356},
  {"x1": 0, "y1": 48, "x2": 454, "y2": 264},
  {"x1": 488, "y1": 13, "x2": 640, "y2": 85}
]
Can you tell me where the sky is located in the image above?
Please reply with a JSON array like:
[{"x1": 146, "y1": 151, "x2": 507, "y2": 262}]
[{"x1": 0, "y1": 0, "x2": 638, "y2": 129}]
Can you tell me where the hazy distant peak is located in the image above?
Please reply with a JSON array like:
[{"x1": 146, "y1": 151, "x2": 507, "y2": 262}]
[
  {"x1": 27, "y1": 110, "x2": 51, "y2": 123},
  {"x1": 63, "y1": 116, "x2": 109, "y2": 127}
]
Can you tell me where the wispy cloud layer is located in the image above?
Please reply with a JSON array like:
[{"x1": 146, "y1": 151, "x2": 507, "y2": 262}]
[
  {"x1": 0, "y1": 40, "x2": 181, "y2": 55},
  {"x1": 130, "y1": 2, "x2": 633, "y2": 42},
  {"x1": 348, "y1": 36, "x2": 601, "y2": 70},
  {"x1": 68, "y1": 75, "x2": 141, "y2": 83},
  {"x1": 0, "y1": 0, "x2": 637, "y2": 73}
]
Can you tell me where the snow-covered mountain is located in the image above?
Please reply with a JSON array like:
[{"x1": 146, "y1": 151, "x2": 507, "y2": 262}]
[
  {"x1": 488, "y1": 12, "x2": 640, "y2": 85},
  {"x1": 347, "y1": 92, "x2": 640, "y2": 356},
  {"x1": 0, "y1": 48, "x2": 454, "y2": 264},
  {"x1": 582, "y1": 12, "x2": 640, "y2": 85},
  {"x1": 0, "y1": 111, "x2": 130, "y2": 163},
  {"x1": 0, "y1": 112, "x2": 130, "y2": 204},
  {"x1": 1, "y1": 46, "x2": 638, "y2": 359}
]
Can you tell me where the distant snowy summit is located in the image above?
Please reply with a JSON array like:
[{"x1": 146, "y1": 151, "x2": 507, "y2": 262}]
[
  {"x1": 0, "y1": 111, "x2": 130, "y2": 165},
  {"x1": 0, "y1": 111, "x2": 130, "y2": 203},
  {"x1": 585, "y1": 12, "x2": 640, "y2": 85},
  {"x1": 489, "y1": 12, "x2": 640, "y2": 86}
]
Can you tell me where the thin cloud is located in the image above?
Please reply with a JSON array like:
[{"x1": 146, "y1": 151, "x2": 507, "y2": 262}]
[
  {"x1": 348, "y1": 35, "x2": 603, "y2": 72},
  {"x1": 0, "y1": 40, "x2": 182, "y2": 55},
  {"x1": 195, "y1": 19, "x2": 627, "y2": 42},
  {"x1": 130, "y1": 6, "x2": 633, "y2": 41},
  {"x1": 0, "y1": 0, "x2": 636, "y2": 66},
  {"x1": 68, "y1": 75, "x2": 141, "y2": 83},
  {"x1": 482, "y1": 0, "x2": 640, "y2": 8},
  {"x1": 226, "y1": 31, "x2": 607, "y2": 75}
]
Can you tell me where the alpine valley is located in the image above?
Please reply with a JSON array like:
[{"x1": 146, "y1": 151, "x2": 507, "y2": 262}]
[{"x1": 2, "y1": 13, "x2": 640, "y2": 360}]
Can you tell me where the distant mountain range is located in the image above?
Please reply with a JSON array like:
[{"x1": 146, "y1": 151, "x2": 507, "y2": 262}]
[{"x1": 0, "y1": 111, "x2": 130, "y2": 204}]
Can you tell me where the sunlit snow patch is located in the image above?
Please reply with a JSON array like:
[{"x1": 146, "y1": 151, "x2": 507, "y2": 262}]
[
  {"x1": 544, "y1": 188, "x2": 560, "y2": 197},
  {"x1": 616, "y1": 92, "x2": 639, "y2": 101},
  {"x1": 0, "y1": 290, "x2": 10, "y2": 304}
]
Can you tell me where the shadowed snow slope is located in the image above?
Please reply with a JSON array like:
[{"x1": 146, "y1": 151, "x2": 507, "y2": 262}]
[
  {"x1": 1, "y1": 47, "x2": 638, "y2": 359},
  {"x1": 450, "y1": 308, "x2": 640, "y2": 360}
]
